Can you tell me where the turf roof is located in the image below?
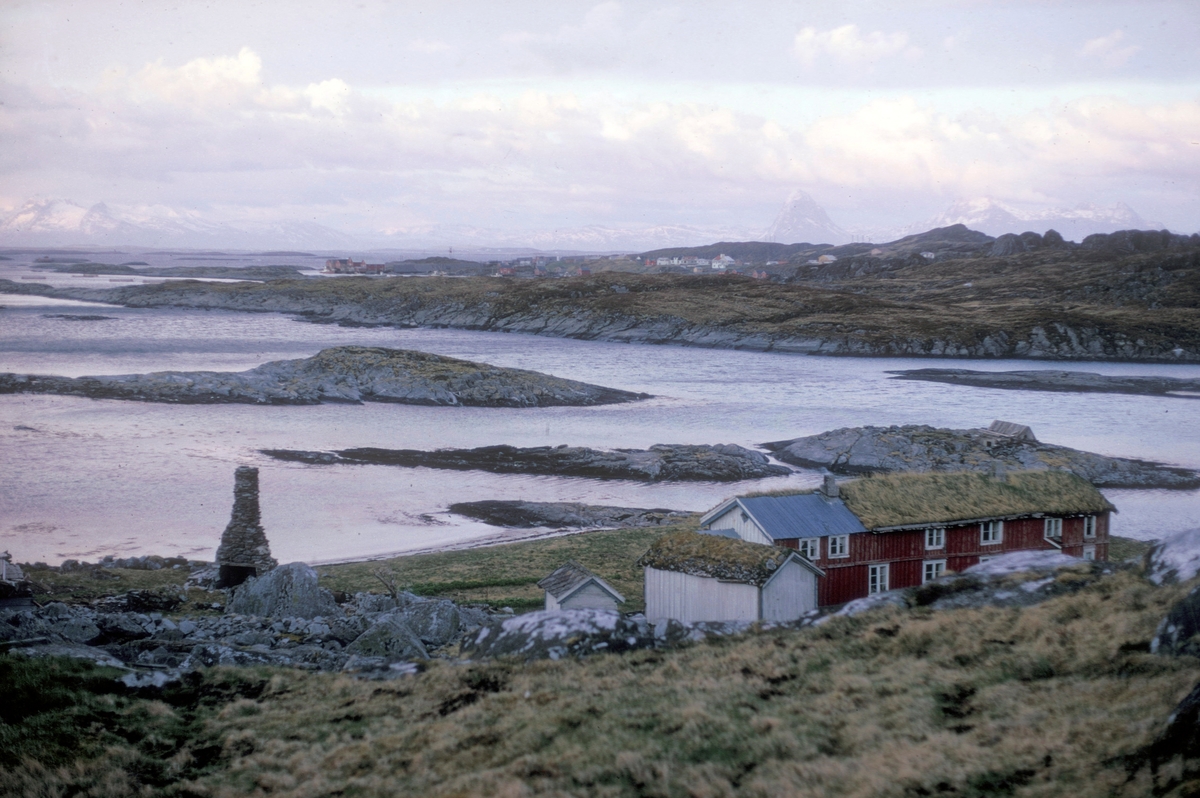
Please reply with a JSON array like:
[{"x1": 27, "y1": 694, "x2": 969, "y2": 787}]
[
  {"x1": 837, "y1": 470, "x2": 1115, "y2": 530},
  {"x1": 637, "y1": 531, "x2": 798, "y2": 586}
]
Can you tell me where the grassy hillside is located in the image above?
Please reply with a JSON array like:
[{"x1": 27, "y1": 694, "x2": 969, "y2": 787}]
[
  {"x1": 317, "y1": 524, "x2": 682, "y2": 612},
  {"x1": 2, "y1": 565, "x2": 1194, "y2": 797}
]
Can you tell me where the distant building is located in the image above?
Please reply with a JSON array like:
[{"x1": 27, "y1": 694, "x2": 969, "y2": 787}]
[
  {"x1": 323, "y1": 258, "x2": 384, "y2": 275},
  {"x1": 699, "y1": 470, "x2": 1113, "y2": 606},
  {"x1": 711, "y1": 254, "x2": 736, "y2": 270},
  {"x1": 538, "y1": 561, "x2": 625, "y2": 612},
  {"x1": 816, "y1": 254, "x2": 838, "y2": 264}
]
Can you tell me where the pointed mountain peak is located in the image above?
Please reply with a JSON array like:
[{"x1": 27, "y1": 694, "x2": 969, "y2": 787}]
[{"x1": 765, "y1": 190, "x2": 848, "y2": 245}]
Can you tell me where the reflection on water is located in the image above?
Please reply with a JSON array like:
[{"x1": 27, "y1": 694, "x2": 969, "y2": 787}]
[{"x1": 2, "y1": 293, "x2": 1198, "y2": 564}]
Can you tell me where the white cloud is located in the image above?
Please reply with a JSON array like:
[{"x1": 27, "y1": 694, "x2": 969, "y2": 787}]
[
  {"x1": 1079, "y1": 29, "x2": 1139, "y2": 67},
  {"x1": 794, "y1": 24, "x2": 921, "y2": 67},
  {"x1": 134, "y1": 47, "x2": 264, "y2": 105},
  {"x1": 3, "y1": 46, "x2": 1198, "y2": 233}
]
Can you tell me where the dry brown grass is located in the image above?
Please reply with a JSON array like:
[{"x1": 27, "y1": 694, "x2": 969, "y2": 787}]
[
  {"x1": 154, "y1": 569, "x2": 1197, "y2": 797},
  {"x1": 5, "y1": 569, "x2": 1197, "y2": 796}
]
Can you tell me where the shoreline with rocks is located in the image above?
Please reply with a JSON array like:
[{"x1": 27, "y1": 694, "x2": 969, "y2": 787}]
[{"x1": 889, "y1": 368, "x2": 1200, "y2": 398}]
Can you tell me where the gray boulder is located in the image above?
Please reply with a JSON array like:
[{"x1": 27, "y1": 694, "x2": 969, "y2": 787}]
[
  {"x1": 463, "y1": 609, "x2": 658, "y2": 661},
  {"x1": 346, "y1": 613, "x2": 429, "y2": 660},
  {"x1": 402, "y1": 600, "x2": 460, "y2": 646},
  {"x1": 225, "y1": 562, "x2": 339, "y2": 619}
]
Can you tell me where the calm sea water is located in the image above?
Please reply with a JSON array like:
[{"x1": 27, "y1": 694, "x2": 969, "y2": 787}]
[{"x1": 2, "y1": 290, "x2": 1198, "y2": 565}]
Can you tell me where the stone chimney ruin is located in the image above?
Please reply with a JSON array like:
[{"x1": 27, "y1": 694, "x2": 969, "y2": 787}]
[{"x1": 215, "y1": 466, "x2": 277, "y2": 588}]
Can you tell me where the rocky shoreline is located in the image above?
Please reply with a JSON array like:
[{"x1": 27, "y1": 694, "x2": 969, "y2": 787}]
[
  {"x1": 3, "y1": 274, "x2": 1196, "y2": 362},
  {"x1": 0, "y1": 345, "x2": 648, "y2": 407},
  {"x1": 889, "y1": 368, "x2": 1200, "y2": 397},
  {"x1": 448, "y1": 500, "x2": 692, "y2": 528},
  {"x1": 263, "y1": 443, "x2": 792, "y2": 482},
  {"x1": 763, "y1": 424, "x2": 1200, "y2": 489}
]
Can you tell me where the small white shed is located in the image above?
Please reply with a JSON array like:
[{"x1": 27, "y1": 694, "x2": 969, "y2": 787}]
[
  {"x1": 538, "y1": 561, "x2": 625, "y2": 612},
  {"x1": 638, "y1": 532, "x2": 824, "y2": 623}
]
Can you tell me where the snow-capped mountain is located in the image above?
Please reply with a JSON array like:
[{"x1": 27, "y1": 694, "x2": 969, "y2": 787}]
[
  {"x1": 764, "y1": 191, "x2": 850, "y2": 245},
  {"x1": 0, "y1": 199, "x2": 357, "y2": 250},
  {"x1": 912, "y1": 197, "x2": 1166, "y2": 241}
]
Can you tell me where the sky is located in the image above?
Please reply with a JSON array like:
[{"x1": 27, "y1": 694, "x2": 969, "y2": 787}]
[{"x1": 1, "y1": 0, "x2": 1198, "y2": 238}]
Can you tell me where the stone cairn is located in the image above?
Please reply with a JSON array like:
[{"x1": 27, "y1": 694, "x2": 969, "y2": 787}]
[{"x1": 215, "y1": 466, "x2": 278, "y2": 588}]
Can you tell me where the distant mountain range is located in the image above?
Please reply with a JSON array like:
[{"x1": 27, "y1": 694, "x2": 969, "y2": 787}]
[
  {"x1": 0, "y1": 194, "x2": 1176, "y2": 252},
  {"x1": 0, "y1": 199, "x2": 359, "y2": 251},
  {"x1": 907, "y1": 197, "x2": 1166, "y2": 241}
]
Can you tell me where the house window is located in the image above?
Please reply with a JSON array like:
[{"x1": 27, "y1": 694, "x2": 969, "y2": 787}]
[
  {"x1": 828, "y1": 535, "x2": 849, "y2": 558},
  {"x1": 978, "y1": 556, "x2": 994, "y2": 564},
  {"x1": 1083, "y1": 545, "x2": 1096, "y2": 561},
  {"x1": 798, "y1": 538, "x2": 819, "y2": 560},
  {"x1": 1044, "y1": 518, "x2": 1063, "y2": 540},
  {"x1": 980, "y1": 520, "x2": 1003, "y2": 546},
  {"x1": 925, "y1": 527, "x2": 944, "y2": 550},
  {"x1": 923, "y1": 560, "x2": 946, "y2": 583},
  {"x1": 868, "y1": 563, "x2": 890, "y2": 594},
  {"x1": 1083, "y1": 516, "x2": 1096, "y2": 539},
  {"x1": 740, "y1": 511, "x2": 750, "y2": 522}
]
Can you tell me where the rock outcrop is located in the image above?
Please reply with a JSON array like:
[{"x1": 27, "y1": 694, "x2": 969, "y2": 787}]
[
  {"x1": 762, "y1": 424, "x2": 1199, "y2": 489},
  {"x1": 263, "y1": 443, "x2": 791, "y2": 482},
  {"x1": 214, "y1": 467, "x2": 277, "y2": 588},
  {"x1": 0, "y1": 346, "x2": 649, "y2": 407},
  {"x1": 889, "y1": 368, "x2": 1200, "y2": 398},
  {"x1": 448, "y1": 500, "x2": 691, "y2": 528},
  {"x1": 225, "y1": 562, "x2": 337, "y2": 619}
]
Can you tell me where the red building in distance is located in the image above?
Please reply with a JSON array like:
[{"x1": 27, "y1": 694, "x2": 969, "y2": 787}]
[{"x1": 699, "y1": 470, "x2": 1114, "y2": 607}]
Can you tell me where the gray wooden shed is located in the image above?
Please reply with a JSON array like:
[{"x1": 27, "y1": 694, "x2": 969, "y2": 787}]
[
  {"x1": 638, "y1": 532, "x2": 824, "y2": 623},
  {"x1": 538, "y1": 561, "x2": 625, "y2": 612}
]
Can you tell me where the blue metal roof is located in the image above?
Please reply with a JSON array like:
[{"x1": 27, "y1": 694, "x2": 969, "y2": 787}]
[{"x1": 738, "y1": 494, "x2": 867, "y2": 540}]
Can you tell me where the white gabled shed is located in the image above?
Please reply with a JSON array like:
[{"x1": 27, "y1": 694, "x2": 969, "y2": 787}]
[
  {"x1": 638, "y1": 532, "x2": 824, "y2": 623},
  {"x1": 538, "y1": 561, "x2": 625, "y2": 612}
]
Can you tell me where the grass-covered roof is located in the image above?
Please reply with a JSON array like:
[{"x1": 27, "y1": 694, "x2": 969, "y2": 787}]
[
  {"x1": 637, "y1": 531, "x2": 797, "y2": 586},
  {"x1": 837, "y1": 470, "x2": 1115, "y2": 530}
]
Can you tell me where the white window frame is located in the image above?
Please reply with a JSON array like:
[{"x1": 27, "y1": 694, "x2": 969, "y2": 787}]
[
  {"x1": 798, "y1": 538, "x2": 819, "y2": 560},
  {"x1": 924, "y1": 527, "x2": 945, "y2": 550},
  {"x1": 923, "y1": 560, "x2": 946, "y2": 584},
  {"x1": 868, "y1": 563, "x2": 889, "y2": 594},
  {"x1": 1044, "y1": 518, "x2": 1063, "y2": 540},
  {"x1": 1082, "y1": 545, "x2": 1096, "y2": 561},
  {"x1": 827, "y1": 534, "x2": 849, "y2": 559},
  {"x1": 980, "y1": 520, "x2": 1003, "y2": 546},
  {"x1": 1083, "y1": 515, "x2": 1096, "y2": 539},
  {"x1": 978, "y1": 555, "x2": 994, "y2": 564}
]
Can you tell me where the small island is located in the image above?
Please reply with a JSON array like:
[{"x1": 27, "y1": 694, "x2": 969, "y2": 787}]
[
  {"x1": 889, "y1": 368, "x2": 1200, "y2": 398},
  {"x1": 263, "y1": 442, "x2": 791, "y2": 482},
  {"x1": 762, "y1": 422, "x2": 1200, "y2": 489},
  {"x1": 0, "y1": 345, "x2": 650, "y2": 407}
]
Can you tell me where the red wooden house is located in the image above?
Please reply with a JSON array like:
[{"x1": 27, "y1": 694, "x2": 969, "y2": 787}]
[{"x1": 699, "y1": 470, "x2": 1115, "y2": 607}]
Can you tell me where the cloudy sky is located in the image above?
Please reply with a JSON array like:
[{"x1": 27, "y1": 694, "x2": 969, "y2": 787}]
[{"x1": 2, "y1": 0, "x2": 1198, "y2": 237}]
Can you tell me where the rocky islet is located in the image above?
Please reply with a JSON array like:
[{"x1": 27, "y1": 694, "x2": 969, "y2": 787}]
[
  {"x1": 0, "y1": 345, "x2": 650, "y2": 407},
  {"x1": 762, "y1": 424, "x2": 1200, "y2": 489},
  {"x1": 263, "y1": 442, "x2": 792, "y2": 482}
]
